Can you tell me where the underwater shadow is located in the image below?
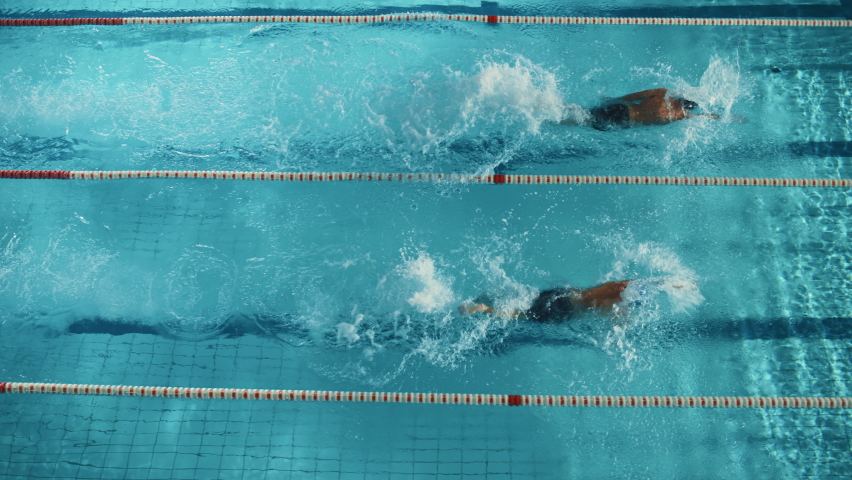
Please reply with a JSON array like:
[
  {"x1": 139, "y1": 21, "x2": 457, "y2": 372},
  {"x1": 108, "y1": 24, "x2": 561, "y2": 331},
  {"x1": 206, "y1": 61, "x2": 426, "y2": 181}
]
[
  {"x1": 790, "y1": 141, "x2": 852, "y2": 158},
  {"x1": 64, "y1": 313, "x2": 852, "y2": 345}
]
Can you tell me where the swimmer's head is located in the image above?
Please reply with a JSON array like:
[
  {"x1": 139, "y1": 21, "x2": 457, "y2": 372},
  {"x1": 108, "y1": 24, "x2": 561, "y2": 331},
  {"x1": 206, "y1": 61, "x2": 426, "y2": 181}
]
[{"x1": 681, "y1": 99, "x2": 698, "y2": 110}]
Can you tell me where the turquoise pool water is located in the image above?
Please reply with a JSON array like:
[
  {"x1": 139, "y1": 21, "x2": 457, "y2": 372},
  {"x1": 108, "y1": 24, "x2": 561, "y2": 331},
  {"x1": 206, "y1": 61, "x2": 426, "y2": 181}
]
[{"x1": 1, "y1": 1, "x2": 852, "y2": 478}]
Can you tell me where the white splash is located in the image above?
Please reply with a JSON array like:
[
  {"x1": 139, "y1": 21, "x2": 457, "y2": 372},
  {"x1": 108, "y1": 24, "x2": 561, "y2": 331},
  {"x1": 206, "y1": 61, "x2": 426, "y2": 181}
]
[
  {"x1": 413, "y1": 312, "x2": 497, "y2": 369},
  {"x1": 462, "y1": 54, "x2": 568, "y2": 134},
  {"x1": 632, "y1": 55, "x2": 749, "y2": 117},
  {"x1": 336, "y1": 313, "x2": 363, "y2": 346},
  {"x1": 361, "y1": 53, "x2": 569, "y2": 161},
  {"x1": 677, "y1": 55, "x2": 749, "y2": 118},
  {"x1": 403, "y1": 253, "x2": 454, "y2": 313},
  {"x1": 470, "y1": 250, "x2": 537, "y2": 319}
]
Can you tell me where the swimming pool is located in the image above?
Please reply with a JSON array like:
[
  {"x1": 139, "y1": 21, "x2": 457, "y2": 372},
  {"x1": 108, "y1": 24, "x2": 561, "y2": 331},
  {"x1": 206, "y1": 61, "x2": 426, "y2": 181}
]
[{"x1": 1, "y1": 0, "x2": 852, "y2": 477}]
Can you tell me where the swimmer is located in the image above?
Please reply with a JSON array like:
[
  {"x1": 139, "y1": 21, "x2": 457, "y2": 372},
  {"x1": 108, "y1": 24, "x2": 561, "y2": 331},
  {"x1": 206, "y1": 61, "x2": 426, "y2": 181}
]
[
  {"x1": 460, "y1": 280, "x2": 684, "y2": 322},
  {"x1": 560, "y1": 88, "x2": 738, "y2": 131}
]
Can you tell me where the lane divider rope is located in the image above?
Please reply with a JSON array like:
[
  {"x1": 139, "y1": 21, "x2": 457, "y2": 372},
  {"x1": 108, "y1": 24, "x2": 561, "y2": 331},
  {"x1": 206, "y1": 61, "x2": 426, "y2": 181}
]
[
  {"x1": 0, "y1": 170, "x2": 850, "y2": 187},
  {"x1": 2, "y1": 382, "x2": 849, "y2": 408},
  {"x1": 1, "y1": 15, "x2": 850, "y2": 27}
]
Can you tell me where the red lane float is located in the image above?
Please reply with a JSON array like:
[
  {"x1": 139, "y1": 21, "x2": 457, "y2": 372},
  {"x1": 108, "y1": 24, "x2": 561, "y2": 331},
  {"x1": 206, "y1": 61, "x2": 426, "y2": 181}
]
[
  {"x1": 0, "y1": 170, "x2": 850, "y2": 188},
  {"x1": 1, "y1": 382, "x2": 850, "y2": 409},
  {"x1": 0, "y1": 15, "x2": 850, "y2": 27}
]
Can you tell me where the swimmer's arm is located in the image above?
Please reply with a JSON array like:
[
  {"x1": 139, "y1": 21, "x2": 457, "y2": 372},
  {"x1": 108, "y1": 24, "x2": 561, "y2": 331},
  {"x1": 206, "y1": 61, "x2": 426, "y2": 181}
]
[
  {"x1": 620, "y1": 88, "x2": 667, "y2": 101},
  {"x1": 459, "y1": 303, "x2": 493, "y2": 315}
]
